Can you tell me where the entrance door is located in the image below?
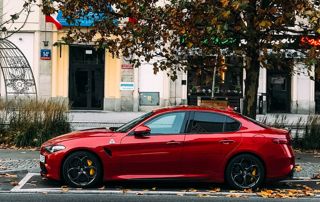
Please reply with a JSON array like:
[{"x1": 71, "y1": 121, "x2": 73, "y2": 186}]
[
  {"x1": 267, "y1": 71, "x2": 291, "y2": 113},
  {"x1": 69, "y1": 46, "x2": 105, "y2": 110}
]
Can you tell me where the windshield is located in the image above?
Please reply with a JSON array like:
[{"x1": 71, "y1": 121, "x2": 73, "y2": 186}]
[{"x1": 115, "y1": 112, "x2": 153, "y2": 132}]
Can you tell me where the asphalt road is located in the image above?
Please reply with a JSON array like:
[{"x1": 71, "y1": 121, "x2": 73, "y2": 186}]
[{"x1": 0, "y1": 193, "x2": 319, "y2": 202}]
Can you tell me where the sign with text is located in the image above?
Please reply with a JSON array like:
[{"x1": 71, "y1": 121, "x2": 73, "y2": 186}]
[
  {"x1": 120, "y1": 82, "x2": 134, "y2": 91},
  {"x1": 40, "y1": 49, "x2": 51, "y2": 60},
  {"x1": 121, "y1": 64, "x2": 133, "y2": 69}
]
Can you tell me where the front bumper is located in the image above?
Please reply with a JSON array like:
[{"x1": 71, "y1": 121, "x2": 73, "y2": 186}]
[{"x1": 39, "y1": 149, "x2": 64, "y2": 181}]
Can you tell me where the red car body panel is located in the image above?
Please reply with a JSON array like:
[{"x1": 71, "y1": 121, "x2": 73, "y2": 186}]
[{"x1": 40, "y1": 106, "x2": 295, "y2": 184}]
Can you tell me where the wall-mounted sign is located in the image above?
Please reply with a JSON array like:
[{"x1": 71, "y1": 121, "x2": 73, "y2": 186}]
[
  {"x1": 85, "y1": 50, "x2": 93, "y2": 55},
  {"x1": 120, "y1": 82, "x2": 134, "y2": 91},
  {"x1": 139, "y1": 92, "x2": 160, "y2": 106},
  {"x1": 121, "y1": 64, "x2": 133, "y2": 69},
  {"x1": 40, "y1": 49, "x2": 51, "y2": 60}
]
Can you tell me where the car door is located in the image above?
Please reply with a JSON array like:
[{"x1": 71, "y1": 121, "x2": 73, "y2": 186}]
[
  {"x1": 181, "y1": 111, "x2": 242, "y2": 179},
  {"x1": 118, "y1": 111, "x2": 189, "y2": 179}
]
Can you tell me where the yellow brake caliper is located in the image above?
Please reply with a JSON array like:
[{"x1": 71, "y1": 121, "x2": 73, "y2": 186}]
[
  {"x1": 251, "y1": 168, "x2": 257, "y2": 182},
  {"x1": 87, "y1": 159, "x2": 95, "y2": 176}
]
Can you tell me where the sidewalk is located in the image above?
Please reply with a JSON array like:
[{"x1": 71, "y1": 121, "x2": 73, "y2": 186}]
[
  {"x1": 0, "y1": 149, "x2": 319, "y2": 179},
  {"x1": 68, "y1": 111, "x2": 144, "y2": 130}
]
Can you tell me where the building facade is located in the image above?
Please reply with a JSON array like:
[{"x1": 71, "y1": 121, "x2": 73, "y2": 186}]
[{"x1": 0, "y1": 0, "x2": 318, "y2": 114}]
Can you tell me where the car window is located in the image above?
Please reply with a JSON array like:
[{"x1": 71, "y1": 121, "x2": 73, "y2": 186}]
[
  {"x1": 189, "y1": 112, "x2": 240, "y2": 133},
  {"x1": 224, "y1": 116, "x2": 241, "y2": 132},
  {"x1": 145, "y1": 112, "x2": 186, "y2": 134}
]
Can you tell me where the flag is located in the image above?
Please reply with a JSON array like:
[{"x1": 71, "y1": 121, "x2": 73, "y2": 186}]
[{"x1": 45, "y1": 14, "x2": 62, "y2": 30}]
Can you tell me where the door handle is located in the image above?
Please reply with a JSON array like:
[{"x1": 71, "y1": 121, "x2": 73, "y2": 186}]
[
  {"x1": 166, "y1": 140, "x2": 181, "y2": 145},
  {"x1": 219, "y1": 139, "x2": 235, "y2": 144}
]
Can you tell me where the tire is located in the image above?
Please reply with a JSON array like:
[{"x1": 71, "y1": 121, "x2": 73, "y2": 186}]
[
  {"x1": 62, "y1": 151, "x2": 102, "y2": 188},
  {"x1": 225, "y1": 154, "x2": 265, "y2": 190}
]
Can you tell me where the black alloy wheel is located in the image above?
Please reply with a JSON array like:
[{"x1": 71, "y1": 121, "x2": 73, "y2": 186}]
[
  {"x1": 225, "y1": 154, "x2": 265, "y2": 189},
  {"x1": 62, "y1": 151, "x2": 102, "y2": 188}
]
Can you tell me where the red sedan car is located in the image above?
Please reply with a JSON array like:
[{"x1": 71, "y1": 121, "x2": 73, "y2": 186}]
[{"x1": 40, "y1": 106, "x2": 295, "y2": 189}]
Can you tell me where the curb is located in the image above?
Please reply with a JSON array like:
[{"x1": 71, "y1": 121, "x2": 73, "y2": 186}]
[{"x1": 0, "y1": 169, "x2": 30, "y2": 174}]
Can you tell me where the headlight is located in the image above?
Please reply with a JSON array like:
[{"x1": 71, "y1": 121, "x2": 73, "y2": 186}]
[{"x1": 45, "y1": 145, "x2": 66, "y2": 153}]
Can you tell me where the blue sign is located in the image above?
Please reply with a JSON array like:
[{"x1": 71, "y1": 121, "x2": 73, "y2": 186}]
[
  {"x1": 40, "y1": 49, "x2": 51, "y2": 60},
  {"x1": 56, "y1": 5, "x2": 117, "y2": 27},
  {"x1": 57, "y1": 11, "x2": 99, "y2": 27}
]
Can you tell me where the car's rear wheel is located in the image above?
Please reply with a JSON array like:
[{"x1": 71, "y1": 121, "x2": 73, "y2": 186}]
[
  {"x1": 225, "y1": 154, "x2": 265, "y2": 190},
  {"x1": 62, "y1": 151, "x2": 102, "y2": 188}
]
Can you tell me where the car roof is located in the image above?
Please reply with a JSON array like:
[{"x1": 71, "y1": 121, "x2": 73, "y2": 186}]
[{"x1": 152, "y1": 105, "x2": 237, "y2": 116}]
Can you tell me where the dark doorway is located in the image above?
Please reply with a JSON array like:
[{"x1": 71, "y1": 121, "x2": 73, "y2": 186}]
[
  {"x1": 69, "y1": 46, "x2": 105, "y2": 110},
  {"x1": 267, "y1": 59, "x2": 292, "y2": 113}
]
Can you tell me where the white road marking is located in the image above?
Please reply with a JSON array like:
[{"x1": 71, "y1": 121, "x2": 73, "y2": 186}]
[
  {"x1": 8, "y1": 173, "x2": 320, "y2": 198},
  {"x1": 11, "y1": 173, "x2": 37, "y2": 192},
  {"x1": 281, "y1": 178, "x2": 320, "y2": 183}
]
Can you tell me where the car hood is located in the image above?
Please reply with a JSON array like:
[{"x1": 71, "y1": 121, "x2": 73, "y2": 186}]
[{"x1": 43, "y1": 128, "x2": 115, "y2": 146}]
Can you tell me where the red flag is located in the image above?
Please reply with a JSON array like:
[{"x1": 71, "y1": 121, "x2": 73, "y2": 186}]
[{"x1": 45, "y1": 15, "x2": 62, "y2": 30}]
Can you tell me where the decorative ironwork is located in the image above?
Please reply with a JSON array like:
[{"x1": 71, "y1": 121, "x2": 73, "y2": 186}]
[{"x1": 0, "y1": 39, "x2": 37, "y2": 98}]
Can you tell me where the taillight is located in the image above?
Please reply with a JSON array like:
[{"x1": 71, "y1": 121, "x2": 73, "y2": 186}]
[{"x1": 273, "y1": 138, "x2": 288, "y2": 144}]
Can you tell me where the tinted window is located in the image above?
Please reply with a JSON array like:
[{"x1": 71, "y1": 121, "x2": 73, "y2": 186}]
[
  {"x1": 189, "y1": 112, "x2": 240, "y2": 133},
  {"x1": 224, "y1": 117, "x2": 241, "y2": 132},
  {"x1": 145, "y1": 112, "x2": 186, "y2": 134},
  {"x1": 189, "y1": 112, "x2": 225, "y2": 133}
]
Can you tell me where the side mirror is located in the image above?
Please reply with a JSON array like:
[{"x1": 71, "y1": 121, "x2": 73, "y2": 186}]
[{"x1": 133, "y1": 125, "x2": 151, "y2": 136}]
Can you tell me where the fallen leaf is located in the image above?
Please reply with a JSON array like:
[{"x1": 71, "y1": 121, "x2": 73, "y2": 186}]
[
  {"x1": 227, "y1": 194, "x2": 242, "y2": 198},
  {"x1": 244, "y1": 188, "x2": 253, "y2": 193},
  {"x1": 152, "y1": 187, "x2": 157, "y2": 191},
  {"x1": 177, "y1": 193, "x2": 184, "y2": 196},
  {"x1": 61, "y1": 185, "x2": 69, "y2": 192},
  {"x1": 294, "y1": 165, "x2": 302, "y2": 172},
  {"x1": 10, "y1": 181, "x2": 19, "y2": 186},
  {"x1": 136, "y1": 192, "x2": 144, "y2": 195},
  {"x1": 98, "y1": 186, "x2": 105, "y2": 190},
  {"x1": 209, "y1": 187, "x2": 221, "y2": 192},
  {"x1": 197, "y1": 194, "x2": 210, "y2": 197},
  {"x1": 0, "y1": 173, "x2": 17, "y2": 178},
  {"x1": 122, "y1": 189, "x2": 130, "y2": 193}
]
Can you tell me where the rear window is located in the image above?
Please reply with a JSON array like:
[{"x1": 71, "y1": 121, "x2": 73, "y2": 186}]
[{"x1": 188, "y1": 112, "x2": 241, "y2": 133}]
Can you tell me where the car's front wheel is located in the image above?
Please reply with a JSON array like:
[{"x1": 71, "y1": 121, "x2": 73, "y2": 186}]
[
  {"x1": 62, "y1": 151, "x2": 102, "y2": 188},
  {"x1": 225, "y1": 154, "x2": 265, "y2": 190}
]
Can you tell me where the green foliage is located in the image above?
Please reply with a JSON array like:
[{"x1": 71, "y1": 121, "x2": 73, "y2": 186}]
[{"x1": 0, "y1": 99, "x2": 71, "y2": 147}]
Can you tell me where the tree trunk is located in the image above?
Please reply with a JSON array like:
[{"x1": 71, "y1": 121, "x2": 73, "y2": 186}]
[
  {"x1": 242, "y1": 0, "x2": 260, "y2": 119},
  {"x1": 242, "y1": 56, "x2": 260, "y2": 119}
]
